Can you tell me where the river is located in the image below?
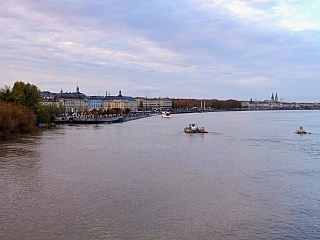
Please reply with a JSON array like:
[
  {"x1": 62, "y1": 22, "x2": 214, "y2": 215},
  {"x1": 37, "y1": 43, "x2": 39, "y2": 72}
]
[{"x1": 1, "y1": 110, "x2": 320, "y2": 239}]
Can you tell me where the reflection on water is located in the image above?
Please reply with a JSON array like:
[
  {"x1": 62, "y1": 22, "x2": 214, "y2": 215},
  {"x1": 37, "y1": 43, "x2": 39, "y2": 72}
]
[
  {"x1": 0, "y1": 135, "x2": 43, "y2": 184},
  {"x1": 1, "y1": 111, "x2": 320, "y2": 239},
  {"x1": 0, "y1": 135, "x2": 45, "y2": 239}
]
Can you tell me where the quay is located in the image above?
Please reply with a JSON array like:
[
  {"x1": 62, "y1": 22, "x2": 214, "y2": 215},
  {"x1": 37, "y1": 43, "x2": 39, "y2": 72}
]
[{"x1": 54, "y1": 114, "x2": 152, "y2": 124}]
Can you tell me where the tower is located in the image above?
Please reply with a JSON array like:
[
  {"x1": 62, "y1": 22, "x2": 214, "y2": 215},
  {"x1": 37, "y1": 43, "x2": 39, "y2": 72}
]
[
  {"x1": 275, "y1": 92, "x2": 278, "y2": 102},
  {"x1": 271, "y1": 93, "x2": 274, "y2": 103}
]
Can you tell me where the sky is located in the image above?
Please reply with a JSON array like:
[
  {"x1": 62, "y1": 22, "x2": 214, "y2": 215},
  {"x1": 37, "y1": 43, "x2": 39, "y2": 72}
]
[{"x1": 1, "y1": 0, "x2": 320, "y2": 102}]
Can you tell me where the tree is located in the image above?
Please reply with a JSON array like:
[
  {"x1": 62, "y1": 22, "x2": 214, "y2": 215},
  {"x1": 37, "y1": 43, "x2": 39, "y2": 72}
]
[
  {"x1": 36, "y1": 105, "x2": 64, "y2": 123},
  {"x1": 77, "y1": 109, "x2": 82, "y2": 115},
  {"x1": 0, "y1": 81, "x2": 41, "y2": 113},
  {"x1": 0, "y1": 102, "x2": 37, "y2": 139},
  {"x1": 11, "y1": 81, "x2": 41, "y2": 113},
  {"x1": 0, "y1": 85, "x2": 13, "y2": 103},
  {"x1": 124, "y1": 108, "x2": 131, "y2": 114},
  {"x1": 91, "y1": 108, "x2": 98, "y2": 116},
  {"x1": 172, "y1": 98, "x2": 242, "y2": 110},
  {"x1": 186, "y1": 103, "x2": 193, "y2": 109},
  {"x1": 110, "y1": 108, "x2": 117, "y2": 115},
  {"x1": 83, "y1": 109, "x2": 90, "y2": 116},
  {"x1": 98, "y1": 108, "x2": 105, "y2": 116}
]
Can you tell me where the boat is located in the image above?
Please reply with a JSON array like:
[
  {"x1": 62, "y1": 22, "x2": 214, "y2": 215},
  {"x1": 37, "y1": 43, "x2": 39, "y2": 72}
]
[
  {"x1": 162, "y1": 111, "x2": 171, "y2": 118},
  {"x1": 295, "y1": 126, "x2": 306, "y2": 134},
  {"x1": 38, "y1": 123, "x2": 56, "y2": 128},
  {"x1": 184, "y1": 123, "x2": 208, "y2": 133},
  {"x1": 38, "y1": 123, "x2": 48, "y2": 128}
]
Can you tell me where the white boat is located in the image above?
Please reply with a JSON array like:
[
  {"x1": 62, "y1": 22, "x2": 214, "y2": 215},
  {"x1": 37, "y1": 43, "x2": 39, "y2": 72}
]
[
  {"x1": 162, "y1": 111, "x2": 171, "y2": 118},
  {"x1": 184, "y1": 123, "x2": 208, "y2": 133},
  {"x1": 295, "y1": 126, "x2": 306, "y2": 134}
]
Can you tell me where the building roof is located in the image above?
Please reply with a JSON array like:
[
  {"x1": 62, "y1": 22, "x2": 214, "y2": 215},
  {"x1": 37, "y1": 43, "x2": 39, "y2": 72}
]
[
  {"x1": 58, "y1": 86, "x2": 87, "y2": 99},
  {"x1": 104, "y1": 90, "x2": 135, "y2": 101},
  {"x1": 88, "y1": 96, "x2": 104, "y2": 100}
]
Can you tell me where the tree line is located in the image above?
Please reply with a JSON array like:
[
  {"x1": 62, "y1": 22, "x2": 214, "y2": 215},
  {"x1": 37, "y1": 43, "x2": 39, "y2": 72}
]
[
  {"x1": 172, "y1": 98, "x2": 242, "y2": 110},
  {"x1": 0, "y1": 81, "x2": 64, "y2": 139}
]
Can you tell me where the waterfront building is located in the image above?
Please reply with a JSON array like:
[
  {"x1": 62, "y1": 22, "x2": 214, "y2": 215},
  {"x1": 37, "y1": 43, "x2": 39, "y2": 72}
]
[
  {"x1": 40, "y1": 91, "x2": 60, "y2": 107},
  {"x1": 88, "y1": 96, "x2": 104, "y2": 110},
  {"x1": 57, "y1": 86, "x2": 89, "y2": 113},
  {"x1": 135, "y1": 97, "x2": 172, "y2": 110},
  {"x1": 135, "y1": 97, "x2": 148, "y2": 110},
  {"x1": 102, "y1": 91, "x2": 137, "y2": 111}
]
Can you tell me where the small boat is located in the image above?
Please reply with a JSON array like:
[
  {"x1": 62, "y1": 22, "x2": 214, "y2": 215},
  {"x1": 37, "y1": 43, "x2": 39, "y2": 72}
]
[
  {"x1": 184, "y1": 123, "x2": 208, "y2": 133},
  {"x1": 38, "y1": 123, "x2": 48, "y2": 128},
  {"x1": 162, "y1": 111, "x2": 171, "y2": 118},
  {"x1": 38, "y1": 123, "x2": 56, "y2": 128},
  {"x1": 295, "y1": 126, "x2": 306, "y2": 134}
]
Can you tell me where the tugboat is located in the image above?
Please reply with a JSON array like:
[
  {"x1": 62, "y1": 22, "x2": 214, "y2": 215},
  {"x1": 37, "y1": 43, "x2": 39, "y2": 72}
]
[
  {"x1": 184, "y1": 123, "x2": 208, "y2": 133},
  {"x1": 295, "y1": 126, "x2": 307, "y2": 134}
]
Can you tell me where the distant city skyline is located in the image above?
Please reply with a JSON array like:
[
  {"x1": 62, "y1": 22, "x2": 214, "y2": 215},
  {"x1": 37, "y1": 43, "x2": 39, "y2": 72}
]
[
  {"x1": 1, "y1": 1, "x2": 320, "y2": 102},
  {"x1": 45, "y1": 85, "x2": 301, "y2": 104}
]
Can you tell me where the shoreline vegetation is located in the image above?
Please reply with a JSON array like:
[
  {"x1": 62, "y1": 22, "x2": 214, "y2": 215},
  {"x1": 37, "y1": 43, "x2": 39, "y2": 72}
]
[
  {"x1": 0, "y1": 102, "x2": 38, "y2": 139},
  {"x1": 0, "y1": 81, "x2": 61, "y2": 140}
]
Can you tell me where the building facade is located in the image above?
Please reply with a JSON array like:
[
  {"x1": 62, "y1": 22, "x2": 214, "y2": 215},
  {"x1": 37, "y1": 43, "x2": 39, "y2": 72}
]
[
  {"x1": 88, "y1": 96, "x2": 104, "y2": 110},
  {"x1": 40, "y1": 91, "x2": 60, "y2": 107},
  {"x1": 57, "y1": 86, "x2": 89, "y2": 113},
  {"x1": 102, "y1": 91, "x2": 137, "y2": 111},
  {"x1": 41, "y1": 87, "x2": 172, "y2": 113},
  {"x1": 135, "y1": 97, "x2": 172, "y2": 110}
]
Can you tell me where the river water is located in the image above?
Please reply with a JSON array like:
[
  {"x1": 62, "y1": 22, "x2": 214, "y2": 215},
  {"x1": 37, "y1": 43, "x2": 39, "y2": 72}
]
[{"x1": 1, "y1": 110, "x2": 320, "y2": 239}]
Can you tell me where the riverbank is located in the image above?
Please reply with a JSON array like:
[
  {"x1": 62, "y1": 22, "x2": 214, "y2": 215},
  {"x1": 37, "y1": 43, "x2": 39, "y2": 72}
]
[{"x1": 54, "y1": 113, "x2": 153, "y2": 124}]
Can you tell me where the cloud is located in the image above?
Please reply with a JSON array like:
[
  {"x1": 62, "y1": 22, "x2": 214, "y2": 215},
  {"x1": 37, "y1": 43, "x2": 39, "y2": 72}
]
[
  {"x1": 273, "y1": 1, "x2": 320, "y2": 31},
  {"x1": 225, "y1": 1, "x2": 266, "y2": 17},
  {"x1": 1, "y1": 0, "x2": 320, "y2": 101},
  {"x1": 233, "y1": 77, "x2": 267, "y2": 86}
]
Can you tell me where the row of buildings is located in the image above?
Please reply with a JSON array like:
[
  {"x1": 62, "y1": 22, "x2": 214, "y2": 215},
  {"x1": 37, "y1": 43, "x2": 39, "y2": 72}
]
[
  {"x1": 241, "y1": 93, "x2": 320, "y2": 110},
  {"x1": 41, "y1": 86, "x2": 172, "y2": 113}
]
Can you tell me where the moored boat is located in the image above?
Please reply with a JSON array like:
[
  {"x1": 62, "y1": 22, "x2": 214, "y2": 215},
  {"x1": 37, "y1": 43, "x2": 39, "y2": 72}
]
[
  {"x1": 162, "y1": 111, "x2": 171, "y2": 118},
  {"x1": 184, "y1": 123, "x2": 208, "y2": 133},
  {"x1": 38, "y1": 123, "x2": 56, "y2": 128}
]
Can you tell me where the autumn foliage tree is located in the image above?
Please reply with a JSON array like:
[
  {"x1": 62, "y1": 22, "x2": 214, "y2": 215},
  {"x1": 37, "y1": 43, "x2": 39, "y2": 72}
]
[
  {"x1": 172, "y1": 98, "x2": 241, "y2": 110},
  {"x1": 0, "y1": 81, "x2": 41, "y2": 139},
  {"x1": 0, "y1": 102, "x2": 37, "y2": 138}
]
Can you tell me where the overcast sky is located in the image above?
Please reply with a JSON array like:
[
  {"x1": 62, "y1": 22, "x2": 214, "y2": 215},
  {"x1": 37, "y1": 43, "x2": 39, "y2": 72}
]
[{"x1": 1, "y1": 0, "x2": 320, "y2": 102}]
